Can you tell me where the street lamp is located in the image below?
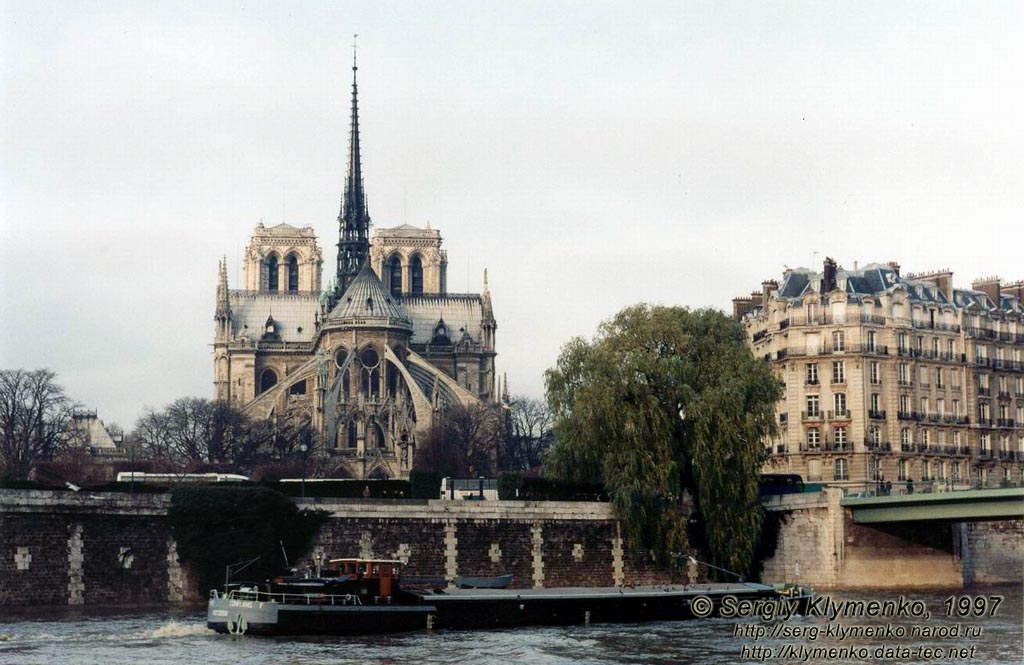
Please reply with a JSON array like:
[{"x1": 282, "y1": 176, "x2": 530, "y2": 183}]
[{"x1": 299, "y1": 443, "x2": 308, "y2": 500}]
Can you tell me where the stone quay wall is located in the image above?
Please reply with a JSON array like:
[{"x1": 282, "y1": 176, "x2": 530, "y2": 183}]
[
  {"x1": 295, "y1": 499, "x2": 669, "y2": 589},
  {"x1": 0, "y1": 491, "x2": 672, "y2": 607},
  {"x1": 3, "y1": 489, "x2": 1019, "y2": 606}
]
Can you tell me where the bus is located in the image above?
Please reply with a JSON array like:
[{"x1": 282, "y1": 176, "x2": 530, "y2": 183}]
[
  {"x1": 115, "y1": 472, "x2": 249, "y2": 485},
  {"x1": 758, "y1": 473, "x2": 805, "y2": 497},
  {"x1": 439, "y1": 477, "x2": 499, "y2": 501}
]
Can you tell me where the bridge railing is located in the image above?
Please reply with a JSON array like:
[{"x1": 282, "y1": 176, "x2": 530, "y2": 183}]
[{"x1": 840, "y1": 479, "x2": 1024, "y2": 498}]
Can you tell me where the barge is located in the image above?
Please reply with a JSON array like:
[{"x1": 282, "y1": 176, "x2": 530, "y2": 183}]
[{"x1": 207, "y1": 557, "x2": 813, "y2": 636}]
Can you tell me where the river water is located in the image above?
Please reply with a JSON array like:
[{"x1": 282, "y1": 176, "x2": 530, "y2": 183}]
[{"x1": 1, "y1": 586, "x2": 1020, "y2": 665}]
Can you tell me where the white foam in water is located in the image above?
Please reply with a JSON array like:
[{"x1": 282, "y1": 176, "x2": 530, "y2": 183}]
[{"x1": 138, "y1": 621, "x2": 212, "y2": 639}]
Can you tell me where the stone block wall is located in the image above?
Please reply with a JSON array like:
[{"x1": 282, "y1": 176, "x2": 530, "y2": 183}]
[
  {"x1": 297, "y1": 500, "x2": 672, "y2": 589},
  {"x1": 962, "y1": 519, "x2": 1024, "y2": 585},
  {"x1": 0, "y1": 514, "x2": 72, "y2": 605}
]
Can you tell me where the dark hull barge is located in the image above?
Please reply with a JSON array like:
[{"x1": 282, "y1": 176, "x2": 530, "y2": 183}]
[{"x1": 207, "y1": 558, "x2": 813, "y2": 636}]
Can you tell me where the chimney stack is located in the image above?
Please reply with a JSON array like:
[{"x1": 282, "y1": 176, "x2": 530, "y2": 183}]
[
  {"x1": 887, "y1": 261, "x2": 901, "y2": 278},
  {"x1": 822, "y1": 257, "x2": 838, "y2": 293},
  {"x1": 972, "y1": 276, "x2": 1002, "y2": 306}
]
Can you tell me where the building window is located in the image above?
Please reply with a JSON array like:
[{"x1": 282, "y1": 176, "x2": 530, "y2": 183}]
[
  {"x1": 947, "y1": 339, "x2": 955, "y2": 358},
  {"x1": 806, "y1": 363, "x2": 818, "y2": 385},
  {"x1": 952, "y1": 399, "x2": 960, "y2": 416},
  {"x1": 833, "y1": 393, "x2": 846, "y2": 416},
  {"x1": 952, "y1": 431, "x2": 960, "y2": 446},
  {"x1": 951, "y1": 462, "x2": 960, "y2": 481},
  {"x1": 935, "y1": 368, "x2": 943, "y2": 388},
  {"x1": 898, "y1": 363, "x2": 910, "y2": 383},
  {"x1": 922, "y1": 460, "x2": 931, "y2": 481},
  {"x1": 869, "y1": 457, "x2": 880, "y2": 481},
  {"x1": 936, "y1": 398, "x2": 945, "y2": 416},
  {"x1": 388, "y1": 255, "x2": 402, "y2": 297},
  {"x1": 831, "y1": 361, "x2": 845, "y2": 384},
  {"x1": 287, "y1": 254, "x2": 299, "y2": 292},
  {"x1": 920, "y1": 397, "x2": 929, "y2": 415},
  {"x1": 919, "y1": 366, "x2": 928, "y2": 385},
  {"x1": 898, "y1": 459, "x2": 907, "y2": 481},
  {"x1": 921, "y1": 429, "x2": 930, "y2": 445},
  {"x1": 901, "y1": 428, "x2": 911, "y2": 445},
  {"x1": 980, "y1": 433, "x2": 991, "y2": 452},
  {"x1": 832, "y1": 330, "x2": 845, "y2": 352},
  {"x1": 866, "y1": 330, "x2": 876, "y2": 352},
  {"x1": 807, "y1": 459, "x2": 822, "y2": 482},
  {"x1": 259, "y1": 368, "x2": 278, "y2": 393},
  {"x1": 899, "y1": 394, "x2": 910, "y2": 414},
  {"x1": 834, "y1": 426, "x2": 847, "y2": 445},
  {"x1": 834, "y1": 458, "x2": 849, "y2": 481},
  {"x1": 266, "y1": 255, "x2": 279, "y2": 292},
  {"x1": 806, "y1": 394, "x2": 820, "y2": 417},
  {"x1": 870, "y1": 393, "x2": 880, "y2": 412},
  {"x1": 807, "y1": 428, "x2": 820, "y2": 448},
  {"x1": 870, "y1": 426, "x2": 881, "y2": 444},
  {"x1": 410, "y1": 255, "x2": 424, "y2": 295},
  {"x1": 870, "y1": 361, "x2": 880, "y2": 384}
]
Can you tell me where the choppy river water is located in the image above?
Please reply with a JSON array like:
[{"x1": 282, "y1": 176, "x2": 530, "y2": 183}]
[{"x1": 1, "y1": 586, "x2": 1021, "y2": 665}]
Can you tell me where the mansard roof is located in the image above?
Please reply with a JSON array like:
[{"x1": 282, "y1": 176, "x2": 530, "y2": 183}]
[
  {"x1": 326, "y1": 262, "x2": 412, "y2": 329},
  {"x1": 763, "y1": 261, "x2": 1022, "y2": 317}
]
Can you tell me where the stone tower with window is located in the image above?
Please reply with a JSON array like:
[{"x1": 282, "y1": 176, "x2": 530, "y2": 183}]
[{"x1": 212, "y1": 56, "x2": 497, "y2": 480}]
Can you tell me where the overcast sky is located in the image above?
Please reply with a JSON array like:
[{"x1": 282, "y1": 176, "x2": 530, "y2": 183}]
[{"x1": 2, "y1": 1, "x2": 1022, "y2": 429}]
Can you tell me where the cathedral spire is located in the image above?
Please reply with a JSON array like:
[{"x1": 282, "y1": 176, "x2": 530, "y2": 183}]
[
  {"x1": 336, "y1": 36, "x2": 371, "y2": 297},
  {"x1": 215, "y1": 257, "x2": 230, "y2": 320}
]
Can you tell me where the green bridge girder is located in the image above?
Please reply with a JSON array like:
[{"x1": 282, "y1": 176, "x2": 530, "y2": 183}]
[{"x1": 842, "y1": 488, "x2": 1024, "y2": 524}]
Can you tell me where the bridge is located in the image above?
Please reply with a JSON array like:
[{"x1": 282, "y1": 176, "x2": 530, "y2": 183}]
[{"x1": 840, "y1": 487, "x2": 1024, "y2": 524}]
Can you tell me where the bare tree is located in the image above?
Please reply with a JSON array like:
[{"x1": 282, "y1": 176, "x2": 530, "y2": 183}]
[
  {"x1": 500, "y1": 395, "x2": 553, "y2": 472},
  {"x1": 414, "y1": 402, "x2": 502, "y2": 477},
  {"x1": 0, "y1": 369, "x2": 79, "y2": 480},
  {"x1": 129, "y1": 396, "x2": 313, "y2": 473}
]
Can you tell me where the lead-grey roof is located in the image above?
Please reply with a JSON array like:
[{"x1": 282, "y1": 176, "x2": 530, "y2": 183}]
[
  {"x1": 402, "y1": 295, "x2": 484, "y2": 346},
  {"x1": 327, "y1": 262, "x2": 411, "y2": 327},
  {"x1": 229, "y1": 292, "x2": 318, "y2": 342}
]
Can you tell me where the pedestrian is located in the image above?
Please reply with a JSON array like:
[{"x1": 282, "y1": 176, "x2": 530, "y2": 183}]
[
  {"x1": 906, "y1": 477, "x2": 914, "y2": 495},
  {"x1": 885, "y1": 479, "x2": 892, "y2": 496},
  {"x1": 362, "y1": 485, "x2": 371, "y2": 498}
]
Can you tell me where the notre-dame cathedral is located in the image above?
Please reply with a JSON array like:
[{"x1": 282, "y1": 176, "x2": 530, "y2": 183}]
[{"x1": 212, "y1": 58, "x2": 498, "y2": 480}]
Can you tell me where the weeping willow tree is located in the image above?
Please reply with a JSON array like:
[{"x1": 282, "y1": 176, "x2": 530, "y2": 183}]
[{"x1": 544, "y1": 305, "x2": 781, "y2": 575}]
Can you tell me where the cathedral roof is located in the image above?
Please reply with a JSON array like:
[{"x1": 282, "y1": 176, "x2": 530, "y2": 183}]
[{"x1": 327, "y1": 262, "x2": 412, "y2": 329}]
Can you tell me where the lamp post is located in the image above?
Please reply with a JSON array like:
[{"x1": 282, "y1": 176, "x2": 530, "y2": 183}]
[{"x1": 299, "y1": 443, "x2": 308, "y2": 500}]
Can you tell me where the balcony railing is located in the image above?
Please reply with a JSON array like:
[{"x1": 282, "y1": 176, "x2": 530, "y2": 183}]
[
  {"x1": 801, "y1": 410, "x2": 822, "y2": 421},
  {"x1": 996, "y1": 418, "x2": 1016, "y2": 428},
  {"x1": 864, "y1": 441, "x2": 893, "y2": 452},
  {"x1": 828, "y1": 409, "x2": 851, "y2": 420},
  {"x1": 868, "y1": 409, "x2": 886, "y2": 420},
  {"x1": 978, "y1": 387, "x2": 991, "y2": 397}
]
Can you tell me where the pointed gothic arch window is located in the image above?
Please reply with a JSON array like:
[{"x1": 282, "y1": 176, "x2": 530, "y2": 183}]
[
  {"x1": 389, "y1": 255, "x2": 402, "y2": 297},
  {"x1": 410, "y1": 255, "x2": 423, "y2": 295},
  {"x1": 287, "y1": 254, "x2": 299, "y2": 292},
  {"x1": 259, "y1": 368, "x2": 278, "y2": 394},
  {"x1": 266, "y1": 255, "x2": 279, "y2": 292},
  {"x1": 347, "y1": 420, "x2": 357, "y2": 449}
]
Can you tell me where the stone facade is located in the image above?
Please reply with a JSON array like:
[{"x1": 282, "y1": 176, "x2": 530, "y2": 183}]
[
  {"x1": 212, "y1": 63, "x2": 498, "y2": 480},
  {"x1": 736, "y1": 260, "x2": 1024, "y2": 489}
]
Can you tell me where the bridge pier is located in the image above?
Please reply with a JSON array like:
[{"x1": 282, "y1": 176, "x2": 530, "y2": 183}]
[{"x1": 762, "y1": 489, "x2": 1024, "y2": 589}]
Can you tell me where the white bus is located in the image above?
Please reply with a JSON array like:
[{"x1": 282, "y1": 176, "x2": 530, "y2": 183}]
[
  {"x1": 439, "y1": 477, "x2": 499, "y2": 501},
  {"x1": 116, "y1": 472, "x2": 249, "y2": 484}
]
